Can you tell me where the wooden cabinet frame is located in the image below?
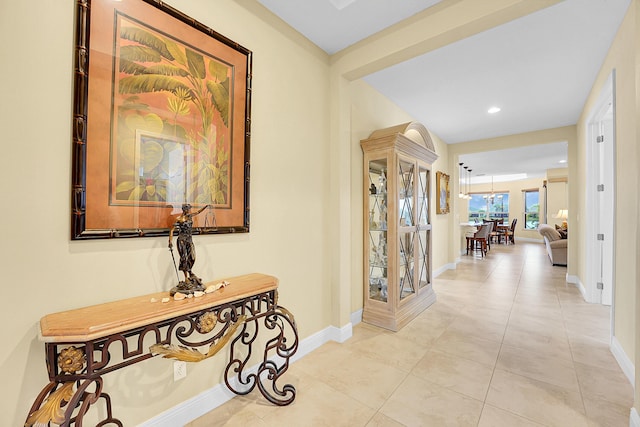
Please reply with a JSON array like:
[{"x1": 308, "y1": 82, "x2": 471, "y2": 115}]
[{"x1": 360, "y1": 122, "x2": 439, "y2": 331}]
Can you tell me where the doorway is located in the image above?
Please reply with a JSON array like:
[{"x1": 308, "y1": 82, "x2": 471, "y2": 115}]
[{"x1": 585, "y1": 72, "x2": 615, "y2": 311}]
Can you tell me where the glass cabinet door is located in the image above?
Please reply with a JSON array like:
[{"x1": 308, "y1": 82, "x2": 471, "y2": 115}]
[
  {"x1": 417, "y1": 165, "x2": 431, "y2": 289},
  {"x1": 367, "y1": 158, "x2": 388, "y2": 302},
  {"x1": 398, "y1": 158, "x2": 415, "y2": 300}
]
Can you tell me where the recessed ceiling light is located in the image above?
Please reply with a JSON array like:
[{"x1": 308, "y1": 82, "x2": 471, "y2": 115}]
[
  {"x1": 559, "y1": 160, "x2": 567, "y2": 164},
  {"x1": 488, "y1": 107, "x2": 501, "y2": 114},
  {"x1": 329, "y1": 0, "x2": 357, "y2": 10}
]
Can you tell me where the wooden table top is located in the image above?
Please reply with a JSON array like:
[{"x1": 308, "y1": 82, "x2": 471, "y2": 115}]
[{"x1": 39, "y1": 273, "x2": 278, "y2": 343}]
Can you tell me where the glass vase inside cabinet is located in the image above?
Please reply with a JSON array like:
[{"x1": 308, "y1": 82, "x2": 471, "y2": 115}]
[{"x1": 361, "y1": 122, "x2": 439, "y2": 332}]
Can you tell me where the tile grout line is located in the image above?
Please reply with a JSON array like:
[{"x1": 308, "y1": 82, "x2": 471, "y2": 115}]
[
  {"x1": 476, "y1": 243, "x2": 526, "y2": 425},
  {"x1": 557, "y1": 276, "x2": 590, "y2": 418}
]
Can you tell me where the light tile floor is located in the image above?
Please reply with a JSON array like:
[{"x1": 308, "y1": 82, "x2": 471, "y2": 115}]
[{"x1": 188, "y1": 242, "x2": 633, "y2": 426}]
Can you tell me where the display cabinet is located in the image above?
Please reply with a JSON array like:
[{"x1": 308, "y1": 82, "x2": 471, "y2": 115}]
[{"x1": 360, "y1": 122, "x2": 439, "y2": 331}]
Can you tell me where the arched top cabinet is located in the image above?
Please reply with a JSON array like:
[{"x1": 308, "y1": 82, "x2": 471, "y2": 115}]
[{"x1": 360, "y1": 122, "x2": 438, "y2": 331}]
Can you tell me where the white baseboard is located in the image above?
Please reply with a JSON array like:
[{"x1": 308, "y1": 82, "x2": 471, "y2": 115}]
[
  {"x1": 137, "y1": 372, "x2": 246, "y2": 427},
  {"x1": 566, "y1": 274, "x2": 588, "y2": 302},
  {"x1": 630, "y1": 407, "x2": 640, "y2": 427},
  {"x1": 324, "y1": 322, "x2": 353, "y2": 344},
  {"x1": 434, "y1": 263, "x2": 456, "y2": 277},
  {"x1": 351, "y1": 309, "x2": 363, "y2": 327},
  {"x1": 138, "y1": 322, "x2": 353, "y2": 427},
  {"x1": 611, "y1": 335, "x2": 635, "y2": 387}
]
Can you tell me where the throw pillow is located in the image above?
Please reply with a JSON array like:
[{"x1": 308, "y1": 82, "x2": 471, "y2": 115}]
[{"x1": 558, "y1": 229, "x2": 567, "y2": 239}]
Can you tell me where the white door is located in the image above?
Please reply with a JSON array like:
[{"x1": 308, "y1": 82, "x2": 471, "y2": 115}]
[
  {"x1": 597, "y1": 109, "x2": 615, "y2": 306},
  {"x1": 587, "y1": 74, "x2": 615, "y2": 307}
]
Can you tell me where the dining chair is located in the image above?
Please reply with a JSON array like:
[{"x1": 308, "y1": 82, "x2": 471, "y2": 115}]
[
  {"x1": 466, "y1": 224, "x2": 490, "y2": 257},
  {"x1": 504, "y1": 218, "x2": 517, "y2": 244},
  {"x1": 487, "y1": 219, "x2": 501, "y2": 245}
]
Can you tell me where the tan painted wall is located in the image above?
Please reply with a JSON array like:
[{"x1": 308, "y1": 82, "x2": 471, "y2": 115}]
[
  {"x1": 457, "y1": 178, "x2": 547, "y2": 245},
  {"x1": 4, "y1": 0, "x2": 637, "y2": 423},
  {"x1": 349, "y1": 81, "x2": 451, "y2": 314},
  {"x1": 349, "y1": 81, "x2": 413, "y2": 314},
  {"x1": 1, "y1": 1, "x2": 332, "y2": 425},
  {"x1": 546, "y1": 168, "x2": 569, "y2": 230},
  {"x1": 574, "y1": 0, "x2": 638, "y2": 400},
  {"x1": 636, "y1": 0, "x2": 640, "y2": 413},
  {"x1": 331, "y1": 1, "x2": 564, "y2": 318},
  {"x1": 448, "y1": 127, "x2": 576, "y2": 260}
]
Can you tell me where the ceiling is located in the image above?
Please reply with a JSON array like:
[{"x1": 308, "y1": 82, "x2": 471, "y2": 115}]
[
  {"x1": 256, "y1": 0, "x2": 630, "y2": 178},
  {"x1": 459, "y1": 142, "x2": 568, "y2": 182}
]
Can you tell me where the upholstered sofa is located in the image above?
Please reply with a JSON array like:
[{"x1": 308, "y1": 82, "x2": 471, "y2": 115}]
[{"x1": 538, "y1": 224, "x2": 567, "y2": 266}]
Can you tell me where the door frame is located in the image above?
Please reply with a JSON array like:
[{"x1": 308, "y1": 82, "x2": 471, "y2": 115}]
[{"x1": 584, "y1": 71, "x2": 616, "y2": 321}]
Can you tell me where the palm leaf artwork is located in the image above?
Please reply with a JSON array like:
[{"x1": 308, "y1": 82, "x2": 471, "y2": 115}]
[{"x1": 112, "y1": 17, "x2": 232, "y2": 207}]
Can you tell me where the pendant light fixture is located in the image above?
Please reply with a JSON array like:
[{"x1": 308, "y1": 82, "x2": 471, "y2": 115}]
[
  {"x1": 463, "y1": 167, "x2": 468, "y2": 199},
  {"x1": 458, "y1": 163, "x2": 464, "y2": 198},
  {"x1": 466, "y1": 169, "x2": 472, "y2": 199},
  {"x1": 489, "y1": 175, "x2": 495, "y2": 201}
]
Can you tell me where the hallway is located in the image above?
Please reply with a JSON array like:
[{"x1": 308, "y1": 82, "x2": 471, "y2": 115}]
[{"x1": 189, "y1": 242, "x2": 633, "y2": 426}]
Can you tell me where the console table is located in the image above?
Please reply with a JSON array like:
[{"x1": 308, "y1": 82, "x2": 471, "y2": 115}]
[{"x1": 25, "y1": 273, "x2": 298, "y2": 427}]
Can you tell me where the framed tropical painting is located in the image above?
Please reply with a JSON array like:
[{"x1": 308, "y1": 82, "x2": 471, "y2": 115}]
[{"x1": 71, "y1": 0, "x2": 252, "y2": 239}]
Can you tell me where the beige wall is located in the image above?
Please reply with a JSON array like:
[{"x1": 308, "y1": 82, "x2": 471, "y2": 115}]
[
  {"x1": 348, "y1": 81, "x2": 451, "y2": 314},
  {"x1": 349, "y1": 81, "x2": 412, "y2": 314},
  {"x1": 336, "y1": 0, "x2": 561, "y2": 318},
  {"x1": 1, "y1": 1, "x2": 332, "y2": 425},
  {"x1": 3, "y1": 0, "x2": 638, "y2": 424},
  {"x1": 636, "y1": 0, "x2": 640, "y2": 412},
  {"x1": 457, "y1": 178, "x2": 547, "y2": 244},
  {"x1": 448, "y1": 127, "x2": 576, "y2": 259},
  {"x1": 545, "y1": 168, "x2": 569, "y2": 229},
  {"x1": 574, "y1": 0, "x2": 638, "y2": 408}
]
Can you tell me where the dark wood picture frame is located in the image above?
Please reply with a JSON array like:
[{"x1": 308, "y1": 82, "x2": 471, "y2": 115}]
[
  {"x1": 436, "y1": 171, "x2": 450, "y2": 214},
  {"x1": 71, "y1": 0, "x2": 252, "y2": 239}
]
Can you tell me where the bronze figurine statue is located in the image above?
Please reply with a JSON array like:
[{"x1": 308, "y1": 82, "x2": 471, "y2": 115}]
[{"x1": 168, "y1": 204, "x2": 211, "y2": 295}]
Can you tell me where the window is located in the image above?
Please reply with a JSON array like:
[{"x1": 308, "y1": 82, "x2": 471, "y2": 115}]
[
  {"x1": 523, "y1": 190, "x2": 539, "y2": 229},
  {"x1": 468, "y1": 193, "x2": 509, "y2": 222}
]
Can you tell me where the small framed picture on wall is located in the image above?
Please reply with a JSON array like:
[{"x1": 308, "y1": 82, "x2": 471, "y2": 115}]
[{"x1": 436, "y1": 171, "x2": 450, "y2": 214}]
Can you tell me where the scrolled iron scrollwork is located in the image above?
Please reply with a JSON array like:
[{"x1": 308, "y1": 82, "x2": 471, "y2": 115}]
[
  {"x1": 224, "y1": 302, "x2": 298, "y2": 405},
  {"x1": 256, "y1": 306, "x2": 298, "y2": 405},
  {"x1": 25, "y1": 378, "x2": 122, "y2": 427},
  {"x1": 27, "y1": 288, "x2": 299, "y2": 426},
  {"x1": 150, "y1": 314, "x2": 247, "y2": 362},
  {"x1": 224, "y1": 315, "x2": 261, "y2": 395}
]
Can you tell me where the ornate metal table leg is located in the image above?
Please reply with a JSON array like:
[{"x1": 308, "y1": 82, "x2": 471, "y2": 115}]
[
  {"x1": 256, "y1": 305, "x2": 298, "y2": 406},
  {"x1": 225, "y1": 316, "x2": 260, "y2": 395},
  {"x1": 224, "y1": 303, "x2": 298, "y2": 405},
  {"x1": 25, "y1": 381, "x2": 66, "y2": 427},
  {"x1": 65, "y1": 378, "x2": 123, "y2": 427},
  {"x1": 26, "y1": 344, "x2": 123, "y2": 427},
  {"x1": 25, "y1": 378, "x2": 123, "y2": 427}
]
